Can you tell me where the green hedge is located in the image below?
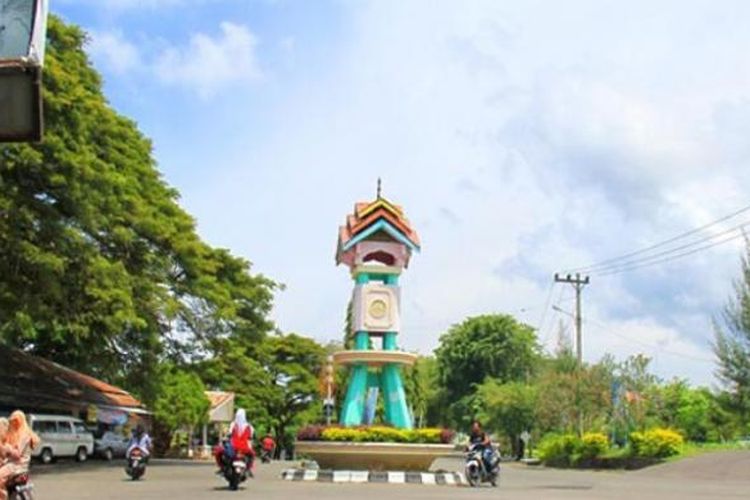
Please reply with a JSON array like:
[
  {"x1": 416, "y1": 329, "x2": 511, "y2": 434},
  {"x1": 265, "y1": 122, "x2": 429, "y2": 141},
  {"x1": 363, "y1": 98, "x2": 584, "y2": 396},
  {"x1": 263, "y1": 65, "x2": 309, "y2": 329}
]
[
  {"x1": 538, "y1": 432, "x2": 610, "y2": 466},
  {"x1": 630, "y1": 428, "x2": 684, "y2": 458},
  {"x1": 580, "y1": 433, "x2": 609, "y2": 459}
]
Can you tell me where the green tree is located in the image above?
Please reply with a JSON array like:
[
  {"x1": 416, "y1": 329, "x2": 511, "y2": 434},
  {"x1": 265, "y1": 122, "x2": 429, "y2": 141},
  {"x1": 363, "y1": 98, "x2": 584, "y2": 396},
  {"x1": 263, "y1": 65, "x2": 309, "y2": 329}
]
[
  {"x1": 152, "y1": 367, "x2": 210, "y2": 453},
  {"x1": 714, "y1": 244, "x2": 750, "y2": 422},
  {"x1": 261, "y1": 334, "x2": 326, "y2": 452},
  {"x1": 404, "y1": 356, "x2": 442, "y2": 428},
  {"x1": 434, "y1": 314, "x2": 540, "y2": 427},
  {"x1": 199, "y1": 333, "x2": 325, "y2": 454},
  {"x1": 477, "y1": 379, "x2": 537, "y2": 456},
  {"x1": 0, "y1": 16, "x2": 276, "y2": 403},
  {"x1": 535, "y1": 356, "x2": 613, "y2": 436},
  {"x1": 615, "y1": 354, "x2": 660, "y2": 432}
]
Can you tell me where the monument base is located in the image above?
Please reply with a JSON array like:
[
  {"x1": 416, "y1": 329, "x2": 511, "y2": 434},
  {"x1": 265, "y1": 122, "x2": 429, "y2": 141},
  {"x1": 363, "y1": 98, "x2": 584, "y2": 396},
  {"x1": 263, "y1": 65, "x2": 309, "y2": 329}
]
[{"x1": 294, "y1": 441, "x2": 458, "y2": 471}]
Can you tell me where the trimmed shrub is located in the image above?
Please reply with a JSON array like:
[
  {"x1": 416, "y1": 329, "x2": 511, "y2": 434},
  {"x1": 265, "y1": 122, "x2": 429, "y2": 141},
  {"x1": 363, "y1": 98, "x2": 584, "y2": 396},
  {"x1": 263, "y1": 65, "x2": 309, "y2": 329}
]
[
  {"x1": 630, "y1": 428, "x2": 684, "y2": 458},
  {"x1": 296, "y1": 424, "x2": 328, "y2": 441},
  {"x1": 537, "y1": 433, "x2": 581, "y2": 466},
  {"x1": 580, "y1": 433, "x2": 609, "y2": 459}
]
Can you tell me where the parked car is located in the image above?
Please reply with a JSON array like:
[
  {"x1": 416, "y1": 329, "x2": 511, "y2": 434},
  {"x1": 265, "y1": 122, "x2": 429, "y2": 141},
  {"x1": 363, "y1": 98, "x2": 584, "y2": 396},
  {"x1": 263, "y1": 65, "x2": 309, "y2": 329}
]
[
  {"x1": 95, "y1": 431, "x2": 129, "y2": 461},
  {"x1": 30, "y1": 414, "x2": 94, "y2": 464}
]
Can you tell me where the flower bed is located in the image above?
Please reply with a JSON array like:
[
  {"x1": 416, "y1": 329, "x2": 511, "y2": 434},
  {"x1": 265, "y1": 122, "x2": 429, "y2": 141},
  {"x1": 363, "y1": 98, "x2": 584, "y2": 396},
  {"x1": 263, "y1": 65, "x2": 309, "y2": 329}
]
[{"x1": 297, "y1": 425, "x2": 455, "y2": 444}]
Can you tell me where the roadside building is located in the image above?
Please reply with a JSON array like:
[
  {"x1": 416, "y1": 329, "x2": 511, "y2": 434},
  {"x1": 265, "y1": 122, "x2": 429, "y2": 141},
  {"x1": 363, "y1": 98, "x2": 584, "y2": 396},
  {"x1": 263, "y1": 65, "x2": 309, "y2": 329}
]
[
  {"x1": 198, "y1": 391, "x2": 235, "y2": 458},
  {"x1": 0, "y1": 345, "x2": 149, "y2": 431}
]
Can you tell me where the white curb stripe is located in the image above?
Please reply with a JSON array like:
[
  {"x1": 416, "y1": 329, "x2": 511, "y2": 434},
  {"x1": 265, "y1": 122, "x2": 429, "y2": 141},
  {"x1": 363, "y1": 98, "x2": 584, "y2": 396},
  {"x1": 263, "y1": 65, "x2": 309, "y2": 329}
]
[
  {"x1": 280, "y1": 469, "x2": 464, "y2": 486},
  {"x1": 387, "y1": 472, "x2": 405, "y2": 484},
  {"x1": 421, "y1": 473, "x2": 436, "y2": 485},
  {"x1": 333, "y1": 471, "x2": 350, "y2": 483},
  {"x1": 350, "y1": 471, "x2": 369, "y2": 483}
]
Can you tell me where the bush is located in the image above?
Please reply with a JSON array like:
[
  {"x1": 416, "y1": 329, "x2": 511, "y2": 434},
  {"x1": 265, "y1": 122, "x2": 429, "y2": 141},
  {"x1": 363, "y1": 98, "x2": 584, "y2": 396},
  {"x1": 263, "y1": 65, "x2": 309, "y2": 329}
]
[
  {"x1": 630, "y1": 428, "x2": 684, "y2": 458},
  {"x1": 537, "y1": 433, "x2": 581, "y2": 466},
  {"x1": 296, "y1": 424, "x2": 328, "y2": 441},
  {"x1": 321, "y1": 427, "x2": 364, "y2": 442},
  {"x1": 297, "y1": 425, "x2": 454, "y2": 444},
  {"x1": 580, "y1": 433, "x2": 609, "y2": 459}
]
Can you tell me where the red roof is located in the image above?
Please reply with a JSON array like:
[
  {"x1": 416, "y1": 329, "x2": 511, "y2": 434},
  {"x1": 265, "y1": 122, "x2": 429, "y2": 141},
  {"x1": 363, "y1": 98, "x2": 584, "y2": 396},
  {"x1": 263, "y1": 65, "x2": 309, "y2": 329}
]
[
  {"x1": 0, "y1": 345, "x2": 145, "y2": 411},
  {"x1": 337, "y1": 196, "x2": 420, "y2": 252},
  {"x1": 205, "y1": 391, "x2": 234, "y2": 410}
]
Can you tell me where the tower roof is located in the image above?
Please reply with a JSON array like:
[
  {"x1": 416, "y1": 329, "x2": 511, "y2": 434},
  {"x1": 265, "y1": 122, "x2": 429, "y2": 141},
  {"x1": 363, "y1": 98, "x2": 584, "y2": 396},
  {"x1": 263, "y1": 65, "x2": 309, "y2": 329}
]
[{"x1": 336, "y1": 195, "x2": 420, "y2": 267}]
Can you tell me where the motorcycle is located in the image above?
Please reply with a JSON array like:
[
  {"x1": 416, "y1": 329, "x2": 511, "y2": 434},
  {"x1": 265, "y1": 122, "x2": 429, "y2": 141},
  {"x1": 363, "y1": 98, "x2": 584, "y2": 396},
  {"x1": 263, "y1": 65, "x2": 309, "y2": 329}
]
[
  {"x1": 259, "y1": 448, "x2": 272, "y2": 464},
  {"x1": 465, "y1": 444, "x2": 500, "y2": 487},
  {"x1": 6, "y1": 473, "x2": 34, "y2": 500},
  {"x1": 125, "y1": 447, "x2": 147, "y2": 480},
  {"x1": 221, "y1": 450, "x2": 250, "y2": 491}
]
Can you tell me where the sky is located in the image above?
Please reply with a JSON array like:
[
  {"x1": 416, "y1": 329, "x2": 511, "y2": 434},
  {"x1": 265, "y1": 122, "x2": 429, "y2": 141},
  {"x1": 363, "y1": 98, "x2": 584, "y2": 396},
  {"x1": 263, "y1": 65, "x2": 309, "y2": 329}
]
[{"x1": 52, "y1": 0, "x2": 750, "y2": 387}]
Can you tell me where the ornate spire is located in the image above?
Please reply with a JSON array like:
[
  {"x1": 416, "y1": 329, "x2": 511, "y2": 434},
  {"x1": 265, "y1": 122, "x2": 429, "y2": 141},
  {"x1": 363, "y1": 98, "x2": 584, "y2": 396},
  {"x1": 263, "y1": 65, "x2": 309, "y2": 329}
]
[{"x1": 377, "y1": 177, "x2": 382, "y2": 199}]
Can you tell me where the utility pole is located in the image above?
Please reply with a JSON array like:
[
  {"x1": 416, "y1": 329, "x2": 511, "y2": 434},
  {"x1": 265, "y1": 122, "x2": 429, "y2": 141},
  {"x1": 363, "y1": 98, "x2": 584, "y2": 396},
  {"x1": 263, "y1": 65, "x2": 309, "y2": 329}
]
[{"x1": 554, "y1": 273, "x2": 590, "y2": 364}]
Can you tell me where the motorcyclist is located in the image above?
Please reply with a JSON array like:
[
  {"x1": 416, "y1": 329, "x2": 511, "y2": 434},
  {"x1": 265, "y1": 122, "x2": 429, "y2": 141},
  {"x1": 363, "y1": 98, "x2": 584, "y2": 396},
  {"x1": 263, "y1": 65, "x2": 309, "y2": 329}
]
[
  {"x1": 468, "y1": 420, "x2": 496, "y2": 471},
  {"x1": 260, "y1": 434, "x2": 275, "y2": 460},
  {"x1": 214, "y1": 409, "x2": 255, "y2": 475},
  {"x1": 126, "y1": 425, "x2": 152, "y2": 462}
]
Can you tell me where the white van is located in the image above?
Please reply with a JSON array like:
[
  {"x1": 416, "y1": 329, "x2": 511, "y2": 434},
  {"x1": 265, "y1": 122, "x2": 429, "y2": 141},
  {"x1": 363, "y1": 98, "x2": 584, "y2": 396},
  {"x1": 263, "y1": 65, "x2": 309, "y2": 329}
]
[{"x1": 29, "y1": 414, "x2": 94, "y2": 464}]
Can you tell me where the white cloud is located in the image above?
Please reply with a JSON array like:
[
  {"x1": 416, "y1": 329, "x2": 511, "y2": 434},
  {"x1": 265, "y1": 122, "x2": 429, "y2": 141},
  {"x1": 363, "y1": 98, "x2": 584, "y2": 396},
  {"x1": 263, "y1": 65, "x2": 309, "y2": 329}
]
[
  {"x1": 87, "y1": 30, "x2": 142, "y2": 75},
  {"x1": 155, "y1": 22, "x2": 263, "y2": 98},
  {"x1": 82, "y1": 0, "x2": 750, "y2": 386}
]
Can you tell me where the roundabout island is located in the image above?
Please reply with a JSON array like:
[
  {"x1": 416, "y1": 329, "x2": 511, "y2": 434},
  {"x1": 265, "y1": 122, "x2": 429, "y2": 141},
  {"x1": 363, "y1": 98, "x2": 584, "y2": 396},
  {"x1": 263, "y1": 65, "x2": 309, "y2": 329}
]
[{"x1": 294, "y1": 186, "x2": 458, "y2": 476}]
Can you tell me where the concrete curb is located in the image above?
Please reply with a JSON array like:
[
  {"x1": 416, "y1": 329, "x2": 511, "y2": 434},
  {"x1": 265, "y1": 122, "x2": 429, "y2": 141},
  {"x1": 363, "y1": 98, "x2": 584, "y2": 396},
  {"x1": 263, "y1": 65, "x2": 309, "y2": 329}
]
[{"x1": 281, "y1": 468, "x2": 467, "y2": 486}]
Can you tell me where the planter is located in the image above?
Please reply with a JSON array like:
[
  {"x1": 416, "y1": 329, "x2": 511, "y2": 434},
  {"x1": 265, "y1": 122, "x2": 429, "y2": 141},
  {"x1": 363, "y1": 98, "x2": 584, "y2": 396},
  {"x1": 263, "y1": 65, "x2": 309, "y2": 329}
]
[{"x1": 295, "y1": 441, "x2": 459, "y2": 471}]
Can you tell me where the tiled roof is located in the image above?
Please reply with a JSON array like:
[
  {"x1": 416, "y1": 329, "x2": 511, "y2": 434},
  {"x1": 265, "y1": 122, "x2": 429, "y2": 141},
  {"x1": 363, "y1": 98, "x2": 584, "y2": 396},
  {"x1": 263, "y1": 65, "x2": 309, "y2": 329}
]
[
  {"x1": 0, "y1": 345, "x2": 145, "y2": 411},
  {"x1": 205, "y1": 391, "x2": 234, "y2": 410},
  {"x1": 337, "y1": 196, "x2": 420, "y2": 259}
]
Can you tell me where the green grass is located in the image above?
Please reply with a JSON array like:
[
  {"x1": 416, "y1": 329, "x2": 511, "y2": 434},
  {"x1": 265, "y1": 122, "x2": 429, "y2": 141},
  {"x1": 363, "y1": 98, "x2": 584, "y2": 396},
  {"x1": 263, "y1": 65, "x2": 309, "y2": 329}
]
[
  {"x1": 669, "y1": 441, "x2": 750, "y2": 462},
  {"x1": 532, "y1": 440, "x2": 749, "y2": 468}
]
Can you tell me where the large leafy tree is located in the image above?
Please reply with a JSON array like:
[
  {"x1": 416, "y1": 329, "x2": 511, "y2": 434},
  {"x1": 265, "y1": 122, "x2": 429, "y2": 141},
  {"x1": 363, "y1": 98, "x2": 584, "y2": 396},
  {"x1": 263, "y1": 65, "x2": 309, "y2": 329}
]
[
  {"x1": 199, "y1": 333, "x2": 325, "y2": 454},
  {"x1": 0, "y1": 17, "x2": 276, "y2": 402},
  {"x1": 152, "y1": 366, "x2": 211, "y2": 454},
  {"x1": 404, "y1": 356, "x2": 442, "y2": 428},
  {"x1": 477, "y1": 379, "x2": 537, "y2": 456},
  {"x1": 434, "y1": 314, "x2": 540, "y2": 427},
  {"x1": 714, "y1": 244, "x2": 750, "y2": 422}
]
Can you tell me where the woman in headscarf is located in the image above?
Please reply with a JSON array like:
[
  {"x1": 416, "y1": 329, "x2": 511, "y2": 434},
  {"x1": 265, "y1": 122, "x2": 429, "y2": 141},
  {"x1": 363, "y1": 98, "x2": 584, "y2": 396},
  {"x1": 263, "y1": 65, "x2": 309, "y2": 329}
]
[
  {"x1": 230, "y1": 409, "x2": 255, "y2": 473},
  {"x1": 0, "y1": 411, "x2": 39, "y2": 500},
  {"x1": 213, "y1": 409, "x2": 255, "y2": 472}
]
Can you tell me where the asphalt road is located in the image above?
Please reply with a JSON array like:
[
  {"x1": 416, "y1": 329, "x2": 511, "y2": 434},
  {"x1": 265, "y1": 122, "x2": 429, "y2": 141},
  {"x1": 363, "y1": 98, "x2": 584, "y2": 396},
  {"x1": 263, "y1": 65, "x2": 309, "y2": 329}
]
[{"x1": 31, "y1": 451, "x2": 750, "y2": 499}]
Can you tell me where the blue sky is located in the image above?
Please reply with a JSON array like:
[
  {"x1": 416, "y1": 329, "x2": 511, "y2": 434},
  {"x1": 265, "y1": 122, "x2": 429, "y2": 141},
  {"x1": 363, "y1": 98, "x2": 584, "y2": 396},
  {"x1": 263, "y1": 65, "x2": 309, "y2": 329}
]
[{"x1": 53, "y1": 0, "x2": 750, "y2": 387}]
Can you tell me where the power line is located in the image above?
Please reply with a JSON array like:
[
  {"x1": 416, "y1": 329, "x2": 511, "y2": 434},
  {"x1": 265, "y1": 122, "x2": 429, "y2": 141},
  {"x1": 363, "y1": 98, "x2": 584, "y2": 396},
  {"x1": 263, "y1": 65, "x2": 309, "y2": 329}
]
[
  {"x1": 540, "y1": 284, "x2": 568, "y2": 346},
  {"x1": 596, "y1": 228, "x2": 747, "y2": 276},
  {"x1": 535, "y1": 281, "x2": 556, "y2": 336},
  {"x1": 584, "y1": 316, "x2": 714, "y2": 363},
  {"x1": 565, "y1": 202, "x2": 750, "y2": 274},
  {"x1": 590, "y1": 221, "x2": 750, "y2": 275}
]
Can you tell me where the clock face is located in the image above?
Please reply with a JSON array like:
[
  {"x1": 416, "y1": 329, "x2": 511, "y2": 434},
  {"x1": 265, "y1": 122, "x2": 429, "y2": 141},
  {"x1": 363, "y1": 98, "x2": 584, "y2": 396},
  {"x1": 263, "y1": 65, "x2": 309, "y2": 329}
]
[
  {"x1": 368, "y1": 299, "x2": 388, "y2": 319},
  {"x1": 352, "y1": 284, "x2": 401, "y2": 333}
]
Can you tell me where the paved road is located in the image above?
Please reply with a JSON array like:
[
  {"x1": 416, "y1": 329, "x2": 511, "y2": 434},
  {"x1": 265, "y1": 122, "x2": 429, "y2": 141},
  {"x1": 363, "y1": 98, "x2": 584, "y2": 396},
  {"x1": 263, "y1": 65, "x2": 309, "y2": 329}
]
[{"x1": 31, "y1": 452, "x2": 750, "y2": 499}]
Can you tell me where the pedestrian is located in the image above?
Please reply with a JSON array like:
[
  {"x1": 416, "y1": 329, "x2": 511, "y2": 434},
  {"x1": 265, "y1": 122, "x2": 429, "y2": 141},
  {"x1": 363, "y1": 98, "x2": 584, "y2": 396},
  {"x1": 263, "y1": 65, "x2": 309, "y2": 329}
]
[{"x1": 0, "y1": 411, "x2": 40, "y2": 500}]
